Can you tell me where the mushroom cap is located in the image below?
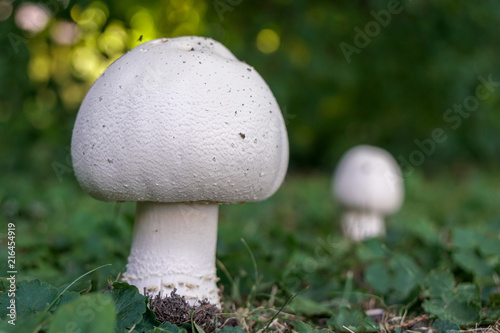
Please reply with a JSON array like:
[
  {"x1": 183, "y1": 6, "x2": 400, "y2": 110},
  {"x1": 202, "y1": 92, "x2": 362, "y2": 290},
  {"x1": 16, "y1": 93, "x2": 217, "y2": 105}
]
[
  {"x1": 332, "y1": 145, "x2": 403, "y2": 214},
  {"x1": 71, "y1": 36, "x2": 289, "y2": 203}
]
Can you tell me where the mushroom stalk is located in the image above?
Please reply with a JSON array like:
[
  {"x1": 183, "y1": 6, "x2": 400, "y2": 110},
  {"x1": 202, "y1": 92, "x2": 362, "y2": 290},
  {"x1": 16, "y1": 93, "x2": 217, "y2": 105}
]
[
  {"x1": 341, "y1": 210, "x2": 385, "y2": 242},
  {"x1": 123, "y1": 202, "x2": 220, "y2": 306}
]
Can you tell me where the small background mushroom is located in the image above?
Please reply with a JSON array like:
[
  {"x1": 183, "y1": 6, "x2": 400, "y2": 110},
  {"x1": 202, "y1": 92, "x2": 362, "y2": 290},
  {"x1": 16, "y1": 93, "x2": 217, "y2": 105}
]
[{"x1": 332, "y1": 145, "x2": 404, "y2": 241}]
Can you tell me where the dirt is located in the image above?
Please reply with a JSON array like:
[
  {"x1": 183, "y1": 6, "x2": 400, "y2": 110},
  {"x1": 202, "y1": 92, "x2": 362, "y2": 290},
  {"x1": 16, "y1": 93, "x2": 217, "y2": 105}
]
[{"x1": 149, "y1": 289, "x2": 224, "y2": 333}]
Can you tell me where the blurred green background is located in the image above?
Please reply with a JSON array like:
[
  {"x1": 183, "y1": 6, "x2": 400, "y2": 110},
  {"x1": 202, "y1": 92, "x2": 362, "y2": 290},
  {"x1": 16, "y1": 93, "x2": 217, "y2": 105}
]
[{"x1": 2, "y1": 0, "x2": 500, "y2": 178}]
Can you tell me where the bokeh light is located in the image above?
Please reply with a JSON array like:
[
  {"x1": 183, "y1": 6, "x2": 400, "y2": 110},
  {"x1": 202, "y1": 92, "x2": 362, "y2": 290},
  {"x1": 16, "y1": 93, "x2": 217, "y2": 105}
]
[
  {"x1": 166, "y1": 0, "x2": 203, "y2": 36},
  {"x1": 28, "y1": 53, "x2": 51, "y2": 83},
  {"x1": 72, "y1": 2, "x2": 109, "y2": 32},
  {"x1": 256, "y1": 28, "x2": 280, "y2": 54},
  {"x1": 14, "y1": 2, "x2": 51, "y2": 33},
  {"x1": 98, "y1": 21, "x2": 127, "y2": 57},
  {"x1": 0, "y1": 0, "x2": 13, "y2": 21},
  {"x1": 51, "y1": 20, "x2": 80, "y2": 45},
  {"x1": 60, "y1": 82, "x2": 86, "y2": 110},
  {"x1": 71, "y1": 46, "x2": 104, "y2": 81},
  {"x1": 129, "y1": 8, "x2": 157, "y2": 46},
  {"x1": 50, "y1": 47, "x2": 72, "y2": 84}
]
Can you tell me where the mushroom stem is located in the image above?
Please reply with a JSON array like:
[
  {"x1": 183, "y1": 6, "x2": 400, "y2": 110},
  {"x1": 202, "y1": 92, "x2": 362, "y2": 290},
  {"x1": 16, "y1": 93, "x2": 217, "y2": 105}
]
[
  {"x1": 341, "y1": 210, "x2": 385, "y2": 242},
  {"x1": 123, "y1": 202, "x2": 220, "y2": 306}
]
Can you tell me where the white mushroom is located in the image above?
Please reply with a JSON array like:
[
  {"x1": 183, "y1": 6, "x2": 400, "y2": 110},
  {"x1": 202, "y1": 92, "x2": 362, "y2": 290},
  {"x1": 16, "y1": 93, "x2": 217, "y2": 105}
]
[
  {"x1": 332, "y1": 145, "x2": 403, "y2": 241},
  {"x1": 71, "y1": 36, "x2": 289, "y2": 307}
]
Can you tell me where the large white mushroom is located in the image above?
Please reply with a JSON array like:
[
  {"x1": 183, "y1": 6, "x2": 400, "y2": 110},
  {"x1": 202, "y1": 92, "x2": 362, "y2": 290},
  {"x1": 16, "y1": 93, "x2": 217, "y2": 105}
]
[
  {"x1": 332, "y1": 145, "x2": 403, "y2": 241},
  {"x1": 71, "y1": 36, "x2": 289, "y2": 307}
]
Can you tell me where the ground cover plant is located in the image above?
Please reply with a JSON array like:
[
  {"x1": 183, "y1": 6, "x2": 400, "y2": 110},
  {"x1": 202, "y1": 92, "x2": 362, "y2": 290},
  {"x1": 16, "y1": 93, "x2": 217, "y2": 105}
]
[{"x1": 1, "y1": 168, "x2": 499, "y2": 332}]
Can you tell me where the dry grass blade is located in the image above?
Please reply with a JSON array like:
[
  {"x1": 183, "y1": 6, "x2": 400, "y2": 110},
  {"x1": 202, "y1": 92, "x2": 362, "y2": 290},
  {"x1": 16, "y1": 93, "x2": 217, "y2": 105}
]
[{"x1": 384, "y1": 314, "x2": 429, "y2": 332}]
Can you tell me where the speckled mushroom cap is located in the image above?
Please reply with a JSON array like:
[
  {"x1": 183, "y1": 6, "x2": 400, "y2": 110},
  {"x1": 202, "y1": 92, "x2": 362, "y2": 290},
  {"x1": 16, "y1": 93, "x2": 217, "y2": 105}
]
[
  {"x1": 332, "y1": 145, "x2": 403, "y2": 213},
  {"x1": 71, "y1": 36, "x2": 289, "y2": 203}
]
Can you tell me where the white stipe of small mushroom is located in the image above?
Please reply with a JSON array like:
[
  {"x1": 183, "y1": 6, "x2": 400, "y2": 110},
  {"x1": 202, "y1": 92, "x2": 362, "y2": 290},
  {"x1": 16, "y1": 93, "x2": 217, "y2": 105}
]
[
  {"x1": 332, "y1": 145, "x2": 403, "y2": 241},
  {"x1": 71, "y1": 36, "x2": 289, "y2": 307},
  {"x1": 341, "y1": 210, "x2": 385, "y2": 242}
]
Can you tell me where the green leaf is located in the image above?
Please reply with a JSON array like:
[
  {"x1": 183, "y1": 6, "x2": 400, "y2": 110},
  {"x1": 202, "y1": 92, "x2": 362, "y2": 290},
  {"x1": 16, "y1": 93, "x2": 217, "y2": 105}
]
[
  {"x1": 0, "y1": 288, "x2": 14, "y2": 320},
  {"x1": 452, "y1": 227, "x2": 481, "y2": 250},
  {"x1": 455, "y1": 283, "x2": 480, "y2": 303},
  {"x1": 365, "y1": 262, "x2": 390, "y2": 294},
  {"x1": 445, "y1": 298, "x2": 481, "y2": 325},
  {"x1": 452, "y1": 250, "x2": 493, "y2": 277},
  {"x1": 452, "y1": 226, "x2": 500, "y2": 257},
  {"x1": 0, "y1": 278, "x2": 9, "y2": 293},
  {"x1": 48, "y1": 293, "x2": 116, "y2": 333},
  {"x1": 152, "y1": 322, "x2": 189, "y2": 332},
  {"x1": 0, "y1": 311, "x2": 49, "y2": 333},
  {"x1": 364, "y1": 254, "x2": 423, "y2": 302},
  {"x1": 131, "y1": 300, "x2": 160, "y2": 333},
  {"x1": 356, "y1": 239, "x2": 387, "y2": 262},
  {"x1": 423, "y1": 269, "x2": 455, "y2": 298},
  {"x1": 0, "y1": 279, "x2": 79, "y2": 320},
  {"x1": 218, "y1": 327, "x2": 246, "y2": 333},
  {"x1": 146, "y1": 329, "x2": 188, "y2": 333},
  {"x1": 422, "y1": 299, "x2": 447, "y2": 319},
  {"x1": 390, "y1": 254, "x2": 423, "y2": 299},
  {"x1": 423, "y1": 298, "x2": 480, "y2": 325},
  {"x1": 294, "y1": 321, "x2": 314, "y2": 333},
  {"x1": 327, "y1": 307, "x2": 377, "y2": 332},
  {"x1": 104, "y1": 282, "x2": 146, "y2": 333},
  {"x1": 404, "y1": 217, "x2": 441, "y2": 245},
  {"x1": 482, "y1": 305, "x2": 500, "y2": 322},
  {"x1": 287, "y1": 296, "x2": 333, "y2": 316},
  {"x1": 12, "y1": 280, "x2": 57, "y2": 317},
  {"x1": 193, "y1": 322, "x2": 206, "y2": 333},
  {"x1": 478, "y1": 236, "x2": 500, "y2": 256},
  {"x1": 422, "y1": 269, "x2": 482, "y2": 325},
  {"x1": 432, "y1": 319, "x2": 460, "y2": 333},
  {"x1": 47, "y1": 263, "x2": 112, "y2": 312}
]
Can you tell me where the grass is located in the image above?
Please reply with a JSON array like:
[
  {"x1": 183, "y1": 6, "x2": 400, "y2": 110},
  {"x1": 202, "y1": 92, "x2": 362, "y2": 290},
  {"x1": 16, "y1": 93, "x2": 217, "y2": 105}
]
[{"x1": 1, "y1": 167, "x2": 500, "y2": 331}]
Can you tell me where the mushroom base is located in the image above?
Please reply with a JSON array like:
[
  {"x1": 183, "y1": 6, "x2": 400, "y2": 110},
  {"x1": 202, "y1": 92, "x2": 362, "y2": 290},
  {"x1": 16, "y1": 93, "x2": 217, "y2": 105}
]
[
  {"x1": 123, "y1": 202, "x2": 220, "y2": 306},
  {"x1": 341, "y1": 210, "x2": 385, "y2": 241}
]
